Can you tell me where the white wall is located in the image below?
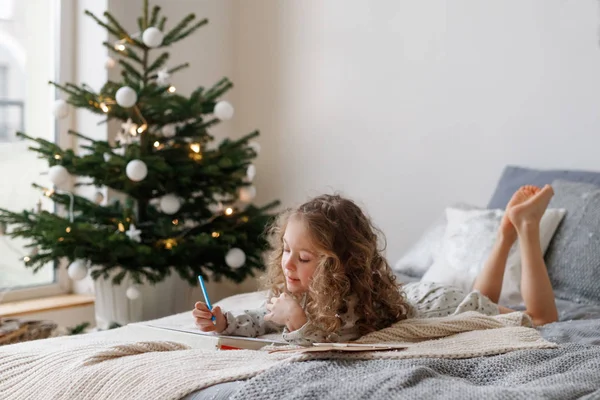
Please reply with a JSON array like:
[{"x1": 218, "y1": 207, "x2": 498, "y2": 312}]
[
  {"x1": 234, "y1": 0, "x2": 600, "y2": 262},
  {"x1": 109, "y1": 0, "x2": 600, "y2": 264}
]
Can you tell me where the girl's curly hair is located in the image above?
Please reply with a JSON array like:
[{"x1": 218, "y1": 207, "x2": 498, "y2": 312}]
[{"x1": 262, "y1": 194, "x2": 409, "y2": 336}]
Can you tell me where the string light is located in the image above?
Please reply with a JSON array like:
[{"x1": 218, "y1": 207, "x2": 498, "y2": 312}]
[
  {"x1": 211, "y1": 232, "x2": 220, "y2": 238},
  {"x1": 154, "y1": 141, "x2": 160, "y2": 148},
  {"x1": 137, "y1": 124, "x2": 148, "y2": 134},
  {"x1": 44, "y1": 189, "x2": 55, "y2": 197},
  {"x1": 65, "y1": 227, "x2": 71, "y2": 233},
  {"x1": 225, "y1": 207, "x2": 234, "y2": 216},
  {"x1": 164, "y1": 238, "x2": 177, "y2": 250},
  {"x1": 190, "y1": 143, "x2": 202, "y2": 161},
  {"x1": 172, "y1": 219, "x2": 179, "y2": 225},
  {"x1": 54, "y1": 154, "x2": 61, "y2": 160},
  {"x1": 118, "y1": 222, "x2": 125, "y2": 232},
  {"x1": 168, "y1": 86, "x2": 176, "y2": 93},
  {"x1": 23, "y1": 256, "x2": 31, "y2": 263},
  {"x1": 100, "y1": 103, "x2": 109, "y2": 113},
  {"x1": 114, "y1": 42, "x2": 126, "y2": 52},
  {"x1": 58, "y1": 237, "x2": 64, "y2": 242}
]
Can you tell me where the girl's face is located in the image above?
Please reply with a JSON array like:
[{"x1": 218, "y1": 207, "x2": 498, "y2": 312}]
[{"x1": 281, "y1": 217, "x2": 319, "y2": 294}]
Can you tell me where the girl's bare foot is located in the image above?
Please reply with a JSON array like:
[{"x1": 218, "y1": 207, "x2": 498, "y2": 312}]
[
  {"x1": 501, "y1": 185, "x2": 541, "y2": 241},
  {"x1": 507, "y1": 185, "x2": 554, "y2": 232}
]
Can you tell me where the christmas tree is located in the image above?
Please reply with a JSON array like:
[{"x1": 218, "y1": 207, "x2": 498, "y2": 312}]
[{"x1": 0, "y1": 1, "x2": 279, "y2": 288}]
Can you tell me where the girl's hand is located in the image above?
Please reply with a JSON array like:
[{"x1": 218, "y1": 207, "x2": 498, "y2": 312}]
[
  {"x1": 192, "y1": 302, "x2": 227, "y2": 333},
  {"x1": 264, "y1": 293, "x2": 307, "y2": 331}
]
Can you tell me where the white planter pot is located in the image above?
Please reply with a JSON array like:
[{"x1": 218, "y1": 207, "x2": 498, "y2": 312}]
[{"x1": 93, "y1": 270, "x2": 197, "y2": 330}]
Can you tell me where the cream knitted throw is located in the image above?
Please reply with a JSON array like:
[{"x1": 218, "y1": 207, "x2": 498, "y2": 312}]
[{"x1": 0, "y1": 312, "x2": 556, "y2": 400}]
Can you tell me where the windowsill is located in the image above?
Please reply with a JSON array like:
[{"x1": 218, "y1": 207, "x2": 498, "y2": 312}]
[{"x1": 0, "y1": 294, "x2": 95, "y2": 318}]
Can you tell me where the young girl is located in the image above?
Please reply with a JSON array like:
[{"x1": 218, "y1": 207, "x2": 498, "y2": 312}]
[
  {"x1": 193, "y1": 186, "x2": 558, "y2": 345},
  {"x1": 193, "y1": 194, "x2": 410, "y2": 346}
]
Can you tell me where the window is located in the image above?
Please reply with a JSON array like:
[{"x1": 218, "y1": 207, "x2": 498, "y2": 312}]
[{"x1": 0, "y1": 0, "x2": 73, "y2": 302}]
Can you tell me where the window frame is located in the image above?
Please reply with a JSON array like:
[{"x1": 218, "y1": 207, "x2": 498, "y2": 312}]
[{"x1": 2, "y1": 0, "x2": 76, "y2": 303}]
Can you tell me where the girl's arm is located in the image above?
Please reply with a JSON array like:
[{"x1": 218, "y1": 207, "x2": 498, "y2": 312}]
[
  {"x1": 282, "y1": 300, "x2": 362, "y2": 346},
  {"x1": 282, "y1": 322, "x2": 332, "y2": 346},
  {"x1": 220, "y1": 304, "x2": 280, "y2": 337}
]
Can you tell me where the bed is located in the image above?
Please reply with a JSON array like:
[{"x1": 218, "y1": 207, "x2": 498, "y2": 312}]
[{"x1": 2, "y1": 166, "x2": 600, "y2": 399}]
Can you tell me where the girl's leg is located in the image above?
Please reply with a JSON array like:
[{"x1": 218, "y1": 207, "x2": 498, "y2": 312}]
[
  {"x1": 472, "y1": 186, "x2": 538, "y2": 303},
  {"x1": 472, "y1": 233, "x2": 515, "y2": 304},
  {"x1": 507, "y1": 185, "x2": 558, "y2": 326}
]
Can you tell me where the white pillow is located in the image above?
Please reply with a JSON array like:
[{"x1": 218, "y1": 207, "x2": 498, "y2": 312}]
[
  {"x1": 421, "y1": 207, "x2": 566, "y2": 306},
  {"x1": 393, "y1": 203, "x2": 476, "y2": 278}
]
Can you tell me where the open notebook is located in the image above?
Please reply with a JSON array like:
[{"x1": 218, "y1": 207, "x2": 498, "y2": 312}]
[
  {"x1": 135, "y1": 319, "x2": 288, "y2": 350},
  {"x1": 136, "y1": 320, "x2": 408, "y2": 352},
  {"x1": 133, "y1": 310, "x2": 408, "y2": 352}
]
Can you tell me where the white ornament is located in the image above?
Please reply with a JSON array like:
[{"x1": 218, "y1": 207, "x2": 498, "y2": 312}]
[
  {"x1": 156, "y1": 68, "x2": 170, "y2": 86},
  {"x1": 115, "y1": 131, "x2": 132, "y2": 146},
  {"x1": 246, "y1": 164, "x2": 256, "y2": 181},
  {"x1": 125, "y1": 223, "x2": 142, "y2": 243},
  {"x1": 48, "y1": 165, "x2": 70, "y2": 186},
  {"x1": 142, "y1": 27, "x2": 164, "y2": 48},
  {"x1": 116, "y1": 118, "x2": 140, "y2": 146},
  {"x1": 126, "y1": 159, "x2": 148, "y2": 182},
  {"x1": 121, "y1": 118, "x2": 138, "y2": 135},
  {"x1": 115, "y1": 86, "x2": 138, "y2": 108},
  {"x1": 225, "y1": 248, "x2": 246, "y2": 269},
  {"x1": 68, "y1": 259, "x2": 89, "y2": 281},
  {"x1": 52, "y1": 99, "x2": 69, "y2": 119},
  {"x1": 160, "y1": 194, "x2": 181, "y2": 215},
  {"x1": 214, "y1": 101, "x2": 234, "y2": 120},
  {"x1": 248, "y1": 141, "x2": 261, "y2": 154},
  {"x1": 126, "y1": 286, "x2": 141, "y2": 300},
  {"x1": 239, "y1": 186, "x2": 256, "y2": 203},
  {"x1": 105, "y1": 57, "x2": 116, "y2": 69},
  {"x1": 161, "y1": 124, "x2": 177, "y2": 138}
]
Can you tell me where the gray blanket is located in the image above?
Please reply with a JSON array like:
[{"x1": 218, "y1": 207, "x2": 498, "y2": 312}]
[
  {"x1": 230, "y1": 344, "x2": 600, "y2": 400},
  {"x1": 227, "y1": 300, "x2": 600, "y2": 400},
  {"x1": 184, "y1": 300, "x2": 600, "y2": 400}
]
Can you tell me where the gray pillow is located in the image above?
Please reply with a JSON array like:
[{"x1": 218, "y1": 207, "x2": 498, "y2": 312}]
[
  {"x1": 393, "y1": 203, "x2": 476, "y2": 278},
  {"x1": 545, "y1": 180, "x2": 600, "y2": 305},
  {"x1": 488, "y1": 165, "x2": 600, "y2": 209}
]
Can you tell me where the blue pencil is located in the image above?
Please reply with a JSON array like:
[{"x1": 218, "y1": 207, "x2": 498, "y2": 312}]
[{"x1": 198, "y1": 275, "x2": 216, "y2": 321}]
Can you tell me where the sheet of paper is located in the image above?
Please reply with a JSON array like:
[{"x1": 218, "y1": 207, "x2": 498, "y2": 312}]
[{"x1": 141, "y1": 323, "x2": 288, "y2": 344}]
